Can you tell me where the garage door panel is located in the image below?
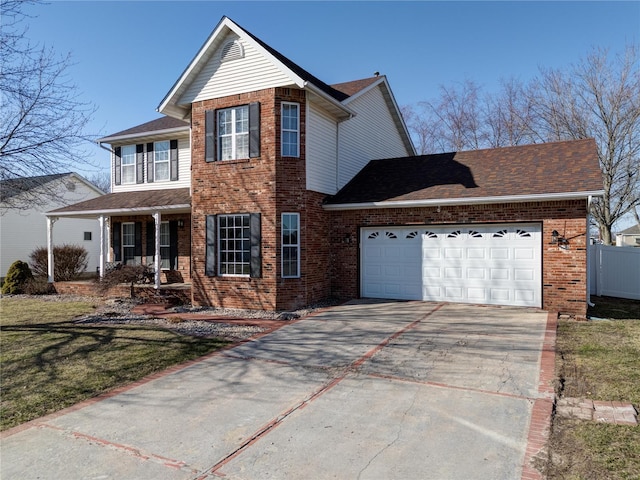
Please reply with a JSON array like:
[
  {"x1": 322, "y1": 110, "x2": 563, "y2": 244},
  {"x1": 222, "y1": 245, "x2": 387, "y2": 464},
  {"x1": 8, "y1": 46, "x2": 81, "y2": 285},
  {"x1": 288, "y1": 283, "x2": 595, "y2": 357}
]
[{"x1": 362, "y1": 224, "x2": 541, "y2": 308}]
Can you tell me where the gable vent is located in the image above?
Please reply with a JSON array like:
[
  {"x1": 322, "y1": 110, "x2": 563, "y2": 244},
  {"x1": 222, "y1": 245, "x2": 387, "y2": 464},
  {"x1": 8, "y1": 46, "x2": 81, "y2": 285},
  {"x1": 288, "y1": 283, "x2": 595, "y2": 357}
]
[{"x1": 220, "y1": 40, "x2": 244, "y2": 63}]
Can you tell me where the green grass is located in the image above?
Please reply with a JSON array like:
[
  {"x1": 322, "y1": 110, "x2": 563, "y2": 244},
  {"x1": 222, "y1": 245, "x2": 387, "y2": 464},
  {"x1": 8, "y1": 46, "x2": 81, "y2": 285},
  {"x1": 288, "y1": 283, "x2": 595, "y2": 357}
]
[
  {"x1": 548, "y1": 296, "x2": 640, "y2": 479},
  {"x1": 0, "y1": 297, "x2": 229, "y2": 431}
]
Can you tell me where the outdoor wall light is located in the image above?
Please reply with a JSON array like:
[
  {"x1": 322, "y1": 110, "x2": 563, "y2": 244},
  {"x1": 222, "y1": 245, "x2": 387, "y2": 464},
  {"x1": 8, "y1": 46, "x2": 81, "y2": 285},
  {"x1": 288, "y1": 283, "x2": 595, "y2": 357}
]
[
  {"x1": 177, "y1": 219, "x2": 185, "y2": 228},
  {"x1": 551, "y1": 230, "x2": 569, "y2": 247}
]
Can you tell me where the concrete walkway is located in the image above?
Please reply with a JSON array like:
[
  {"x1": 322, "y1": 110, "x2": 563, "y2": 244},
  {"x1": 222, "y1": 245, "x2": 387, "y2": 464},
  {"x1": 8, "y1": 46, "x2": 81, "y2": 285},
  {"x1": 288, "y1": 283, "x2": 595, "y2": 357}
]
[{"x1": 1, "y1": 300, "x2": 554, "y2": 480}]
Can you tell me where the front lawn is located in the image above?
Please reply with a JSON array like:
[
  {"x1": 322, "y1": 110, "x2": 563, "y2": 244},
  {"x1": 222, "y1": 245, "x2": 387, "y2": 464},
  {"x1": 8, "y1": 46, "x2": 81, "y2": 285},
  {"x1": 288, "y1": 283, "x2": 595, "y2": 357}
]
[
  {"x1": 546, "y1": 296, "x2": 640, "y2": 479},
  {"x1": 0, "y1": 297, "x2": 229, "y2": 431}
]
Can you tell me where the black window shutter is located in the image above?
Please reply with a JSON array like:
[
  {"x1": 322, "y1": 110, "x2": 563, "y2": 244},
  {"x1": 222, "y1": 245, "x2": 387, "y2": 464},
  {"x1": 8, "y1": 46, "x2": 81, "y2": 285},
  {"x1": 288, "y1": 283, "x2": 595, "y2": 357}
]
[
  {"x1": 250, "y1": 213, "x2": 261, "y2": 278},
  {"x1": 205, "y1": 215, "x2": 216, "y2": 276},
  {"x1": 146, "y1": 143, "x2": 154, "y2": 183},
  {"x1": 169, "y1": 220, "x2": 178, "y2": 270},
  {"x1": 249, "y1": 102, "x2": 261, "y2": 158},
  {"x1": 170, "y1": 140, "x2": 178, "y2": 181},
  {"x1": 146, "y1": 221, "x2": 154, "y2": 263},
  {"x1": 205, "y1": 110, "x2": 216, "y2": 163},
  {"x1": 114, "y1": 147, "x2": 122, "y2": 185},
  {"x1": 112, "y1": 222, "x2": 121, "y2": 262},
  {"x1": 134, "y1": 222, "x2": 142, "y2": 262},
  {"x1": 136, "y1": 144, "x2": 144, "y2": 184}
]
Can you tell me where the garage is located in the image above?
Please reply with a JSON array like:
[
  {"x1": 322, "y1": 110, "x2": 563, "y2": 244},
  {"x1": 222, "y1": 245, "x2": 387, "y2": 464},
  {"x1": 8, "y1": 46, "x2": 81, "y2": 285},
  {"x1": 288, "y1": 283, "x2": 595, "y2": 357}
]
[{"x1": 361, "y1": 223, "x2": 541, "y2": 307}]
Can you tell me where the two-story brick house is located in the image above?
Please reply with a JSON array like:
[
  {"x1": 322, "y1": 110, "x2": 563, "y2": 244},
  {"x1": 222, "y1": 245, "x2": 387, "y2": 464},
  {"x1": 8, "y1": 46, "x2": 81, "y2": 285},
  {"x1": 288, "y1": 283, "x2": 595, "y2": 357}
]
[{"x1": 49, "y1": 16, "x2": 604, "y2": 316}]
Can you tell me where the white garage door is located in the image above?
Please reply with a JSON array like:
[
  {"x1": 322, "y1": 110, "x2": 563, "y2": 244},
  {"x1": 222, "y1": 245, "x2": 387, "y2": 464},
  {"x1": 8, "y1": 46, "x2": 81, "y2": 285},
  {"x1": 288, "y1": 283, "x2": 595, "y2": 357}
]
[{"x1": 361, "y1": 223, "x2": 541, "y2": 307}]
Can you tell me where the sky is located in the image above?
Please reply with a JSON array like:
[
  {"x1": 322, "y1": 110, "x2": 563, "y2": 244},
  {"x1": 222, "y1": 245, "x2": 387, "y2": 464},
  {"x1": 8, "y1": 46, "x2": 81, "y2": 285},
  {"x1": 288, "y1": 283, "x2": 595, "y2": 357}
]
[{"x1": 20, "y1": 0, "x2": 640, "y2": 178}]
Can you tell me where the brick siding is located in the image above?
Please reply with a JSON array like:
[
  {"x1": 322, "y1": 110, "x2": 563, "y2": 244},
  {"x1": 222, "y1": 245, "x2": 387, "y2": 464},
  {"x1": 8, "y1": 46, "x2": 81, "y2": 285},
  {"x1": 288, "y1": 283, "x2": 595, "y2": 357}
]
[
  {"x1": 329, "y1": 200, "x2": 589, "y2": 316},
  {"x1": 190, "y1": 87, "x2": 331, "y2": 311}
]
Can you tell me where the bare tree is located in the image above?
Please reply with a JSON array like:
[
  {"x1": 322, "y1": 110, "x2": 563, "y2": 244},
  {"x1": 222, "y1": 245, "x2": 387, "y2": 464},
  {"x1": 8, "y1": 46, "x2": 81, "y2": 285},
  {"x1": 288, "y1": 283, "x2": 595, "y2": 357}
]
[
  {"x1": 402, "y1": 45, "x2": 640, "y2": 244},
  {"x1": 529, "y1": 46, "x2": 640, "y2": 244},
  {"x1": 0, "y1": 0, "x2": 96, "y2": 210},
  {"x1": 87, "y1": 171, "x2": 111, "y2": 193}
]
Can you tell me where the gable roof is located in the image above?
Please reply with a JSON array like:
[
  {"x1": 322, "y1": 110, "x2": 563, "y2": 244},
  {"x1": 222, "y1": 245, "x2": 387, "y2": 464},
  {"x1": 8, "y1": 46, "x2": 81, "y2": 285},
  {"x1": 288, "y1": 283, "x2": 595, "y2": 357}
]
[
  {"x1": 324, "y1": 139, "x2": 604, "y2": 209},
  {"x1": 158, "y1": 16, "x2": 355, "y2": 119},
  {"x1": 1, "y1": 173, "x2": 69, "y2": 202},
  {"x1": 1, "y1": 173, "x2": 104, "y2": 202},
  {"x1": 99, "y1": 116, "x2": 190, "y2": 144},
  {"x1": 156, "y1": 16, "x2": 414, "y2": 154},
  {"x1": 618, "y1": 224, "x2": 640, "y2": 235},
  {"x1": 47, "y1": 188, "x2": 191, "y2": 218}
]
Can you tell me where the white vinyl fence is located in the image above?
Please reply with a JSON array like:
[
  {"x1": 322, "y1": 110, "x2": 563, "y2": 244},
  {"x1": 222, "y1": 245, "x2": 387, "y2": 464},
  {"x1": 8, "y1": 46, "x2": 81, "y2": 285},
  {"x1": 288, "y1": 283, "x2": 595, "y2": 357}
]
[{"x1": 589, "y1": 244, "x2": 640, "y2": 300}]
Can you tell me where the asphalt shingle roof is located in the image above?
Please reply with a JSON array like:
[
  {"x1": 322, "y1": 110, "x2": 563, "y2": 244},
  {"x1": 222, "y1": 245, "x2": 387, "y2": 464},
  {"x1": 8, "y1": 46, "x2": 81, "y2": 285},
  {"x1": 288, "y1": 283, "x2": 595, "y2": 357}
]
[
  {"x1": 0, "y1": 173, "x2": 71, "y2": 202},
  {"x1": 49, "y1": 188, "x2": 191, "y2": 214},
  {"x1": 325, "y1": 139, "x2": 603, "y2": 205},
  {"x1": 99, "y1": 117, "x2": 190, "y2": 142}
]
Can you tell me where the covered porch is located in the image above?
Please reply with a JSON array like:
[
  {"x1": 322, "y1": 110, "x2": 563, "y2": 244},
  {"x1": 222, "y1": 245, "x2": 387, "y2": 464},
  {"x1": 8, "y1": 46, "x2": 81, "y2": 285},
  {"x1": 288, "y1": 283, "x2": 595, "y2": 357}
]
[{"x1": 46, "y1": 188, "x2": 192, "y2": 291}]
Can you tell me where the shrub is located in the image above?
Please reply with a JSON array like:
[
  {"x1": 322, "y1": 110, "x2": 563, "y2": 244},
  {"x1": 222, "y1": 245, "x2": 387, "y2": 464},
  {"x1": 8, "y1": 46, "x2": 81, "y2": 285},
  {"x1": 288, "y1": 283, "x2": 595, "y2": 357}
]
[
  {"x1": 24, "y1": 277, "x2": 56, "y2": 295},
  {"x1": 29, "y1": 245, "x2": 89, "y2": 281},
  {"x1": 96, "y1": 264, "x2": 149, "y2": 298},
  {"x1": 2, "y1": 260, "x2": 34, "y2": 294}
]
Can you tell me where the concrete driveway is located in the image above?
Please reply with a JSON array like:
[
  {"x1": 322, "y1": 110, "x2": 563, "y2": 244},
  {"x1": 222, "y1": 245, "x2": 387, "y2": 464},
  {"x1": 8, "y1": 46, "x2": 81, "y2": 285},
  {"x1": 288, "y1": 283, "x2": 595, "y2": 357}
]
[{"x1": 1, "y1": 300, "x2": 554, "y2": 480}]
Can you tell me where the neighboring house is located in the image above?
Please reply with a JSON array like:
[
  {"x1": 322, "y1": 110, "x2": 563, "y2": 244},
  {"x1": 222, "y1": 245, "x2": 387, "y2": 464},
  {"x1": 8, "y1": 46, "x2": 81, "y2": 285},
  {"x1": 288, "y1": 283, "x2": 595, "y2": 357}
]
[
  {"x1": 616, "y1": 224, "x2": 640, "y2": 247},
  {"x1": 48, "y1": 16, "x2": 604, "y2": 316},
  {"x1": 1, "y1": 173, "x2": 104, "y2": 279}
]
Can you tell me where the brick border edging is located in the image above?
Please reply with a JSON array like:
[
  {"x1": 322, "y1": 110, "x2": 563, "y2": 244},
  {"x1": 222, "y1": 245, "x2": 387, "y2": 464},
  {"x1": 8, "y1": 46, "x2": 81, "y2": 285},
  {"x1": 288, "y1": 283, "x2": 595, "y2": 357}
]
[{"x1": 521, "y1": 311, "x2": 558, "y2": 480}]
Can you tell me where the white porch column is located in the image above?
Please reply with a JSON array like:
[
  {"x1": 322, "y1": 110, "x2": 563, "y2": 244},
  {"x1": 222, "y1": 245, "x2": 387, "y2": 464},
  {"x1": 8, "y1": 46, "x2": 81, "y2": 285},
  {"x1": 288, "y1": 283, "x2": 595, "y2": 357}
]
[
  {"x1": 46, "y1": 216, "x2": 58, "y2": 283},
  {"x1": 153, "y1": 211, "x2": 161, "y2": 289},
  {"x1": 98, "y1": 215, "x2": 106, "y2": 278}
]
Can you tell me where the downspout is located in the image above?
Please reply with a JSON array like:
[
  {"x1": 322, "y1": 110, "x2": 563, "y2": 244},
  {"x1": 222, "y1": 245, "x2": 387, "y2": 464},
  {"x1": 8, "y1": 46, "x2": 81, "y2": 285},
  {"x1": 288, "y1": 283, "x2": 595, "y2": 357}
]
[{"x1": 586, "y1": 195, "x2": 595, "y2": 308}]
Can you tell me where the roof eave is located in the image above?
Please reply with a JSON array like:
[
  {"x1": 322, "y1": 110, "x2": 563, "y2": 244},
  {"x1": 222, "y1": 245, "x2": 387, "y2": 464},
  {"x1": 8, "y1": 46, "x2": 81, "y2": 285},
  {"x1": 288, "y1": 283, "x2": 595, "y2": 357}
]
[
  {"x1": 98, "y1": 125, "x2": 190, "y2": 144},
  {"x1": 323, "y1": 190, "x2": 605, "y2": 211},
  {"x1": 305, "y1": 82, "x2": 355, "y2": 120},
  {"x1": 46, "y1": 204, "x2": 192, "y2": 219}
]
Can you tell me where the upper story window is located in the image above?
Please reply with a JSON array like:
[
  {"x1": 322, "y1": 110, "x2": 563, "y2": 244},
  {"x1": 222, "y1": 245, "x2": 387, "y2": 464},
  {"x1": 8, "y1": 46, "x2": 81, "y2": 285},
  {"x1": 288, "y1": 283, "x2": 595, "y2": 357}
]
[
  {"x1": 121, "y1": 145, "x2": 136, "y2": 184},
  {"x1": 205, "y1": 102, "x2": 260, "y2": 163},
  {"x1": 281, "y1": 102, "x2": 299, "y2": 157},
  {"x1": 153, "y1": 141, "x2": 170, "y2": 181},
  {"x1": 218, "y1": 106, "x2": 248, "y2": 160},
  {"x1": 115, "y1": 140, "x2": 178, "y2": 185}
]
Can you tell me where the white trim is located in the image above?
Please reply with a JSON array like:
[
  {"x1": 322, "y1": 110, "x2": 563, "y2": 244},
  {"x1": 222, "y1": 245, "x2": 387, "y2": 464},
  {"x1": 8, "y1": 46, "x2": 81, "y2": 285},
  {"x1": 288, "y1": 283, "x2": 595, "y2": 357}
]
[
  {"x1": 45, "y1": 204, "x2": 191, "y2": 219},
  {"x1": 281, "y1": 102, "x2": 300, "y2": 158},
  {"x1": 323, "y1": 190, "x2": 605, "y2": 211}
]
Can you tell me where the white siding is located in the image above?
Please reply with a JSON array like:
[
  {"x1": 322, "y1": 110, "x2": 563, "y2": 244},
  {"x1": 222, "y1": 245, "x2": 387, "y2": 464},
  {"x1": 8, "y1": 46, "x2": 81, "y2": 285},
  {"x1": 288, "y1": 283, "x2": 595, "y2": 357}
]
[
  {"x1": 338, "y1": 85, "x2": 409, "y2": 188},
  {"x1": 111, "y1": 136, "x2": 191, "y2": 193},
  {"x1": 179, "y1": 33, "x2": 293, "y2": 105},
  {"x1": 0, "y1": 178, "x2": 103, "y2": 277},
  {"x1": 306, "y1": 104, "x2": 338, "y2": 194}
]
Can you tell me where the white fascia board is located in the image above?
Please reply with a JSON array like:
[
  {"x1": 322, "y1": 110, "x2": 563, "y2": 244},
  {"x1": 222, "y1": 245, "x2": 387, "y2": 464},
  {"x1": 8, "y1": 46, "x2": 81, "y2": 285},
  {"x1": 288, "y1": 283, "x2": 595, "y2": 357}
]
[
  {"x1": 98, "y1": 126, "x2": 190, "y2": 145},
  {"x1": 323, "y1": 190, "x2": 605, "y2": 211},
  {"x1": 304, "y1": 82, "x2": 355, "y2": 119},
  {"x1": 46, "y1": 204, "x2": 192, "y2": 219}
]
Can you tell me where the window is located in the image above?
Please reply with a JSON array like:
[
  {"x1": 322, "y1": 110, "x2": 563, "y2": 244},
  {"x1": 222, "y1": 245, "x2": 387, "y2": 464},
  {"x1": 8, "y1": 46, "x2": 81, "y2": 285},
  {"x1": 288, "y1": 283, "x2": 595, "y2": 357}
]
[
  {"x1": 121, "y1": 145, "x2": 136, "y2": 184},
  {"x1": 159, "y1": 222, "x2": 171, "y2": 269},
  {"x1": 154, "y1": 141, "x2": 170, "y2": 181},
  {"x1": 218, "y1": 106, "x2": 249, "y2": 160},
  {"x1": 83, "y1": 232, "x2": 92, "y2": 241},
  {"x1": 122, "y1": 222, "x2": 136, "y2": 264},
  {"x1": 218, "y1": 214, "x2": 251, "y2": 276},
  {"x1": 281, "y1": 102, "x2": 299, "y2": 157},
  {"x1": 281, "y1": 213, "x2": 300, "y2": 278}
]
